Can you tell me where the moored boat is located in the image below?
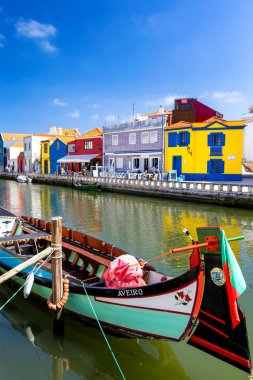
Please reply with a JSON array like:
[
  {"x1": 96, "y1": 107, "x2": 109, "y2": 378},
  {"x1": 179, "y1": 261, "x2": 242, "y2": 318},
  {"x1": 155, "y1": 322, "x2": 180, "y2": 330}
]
[
  {"x1": 0, "y1": 207, "x2": 251, "y2": 373},
  {"x1": 16, "y1": 175, "x2": 32, "y2": 183},
  {"x1": 73, "y1": 181, "x2": 98, "y2": 191}
]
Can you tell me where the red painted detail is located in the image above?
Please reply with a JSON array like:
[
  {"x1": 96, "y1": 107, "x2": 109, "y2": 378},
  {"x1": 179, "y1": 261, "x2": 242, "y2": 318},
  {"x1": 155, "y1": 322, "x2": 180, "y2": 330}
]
[
  {"x1": 94, "y1": 296, "x2": 192, "y2": 316},
  {"x1": 205, "y1": 236, "x2": 219, "y2": 251},
  {"x1": 189, "y1": 336, "x2": 251, "y2": 369},
  {"x1": 197, "y1": 317, "x2": 229, "y2": 339},
  {"x1": 222, "y1": 261, "x2": 241, "y2": 329},
  {"x1": 199, "y1": 309, "x2": 226, "y2": 325}
]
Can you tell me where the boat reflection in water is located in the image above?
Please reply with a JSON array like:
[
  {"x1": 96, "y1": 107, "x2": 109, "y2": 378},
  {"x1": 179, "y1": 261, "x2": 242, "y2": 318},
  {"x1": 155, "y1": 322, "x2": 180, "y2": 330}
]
[{"x1": 0, "y1": 283, "x2": 188, "y2": 380}]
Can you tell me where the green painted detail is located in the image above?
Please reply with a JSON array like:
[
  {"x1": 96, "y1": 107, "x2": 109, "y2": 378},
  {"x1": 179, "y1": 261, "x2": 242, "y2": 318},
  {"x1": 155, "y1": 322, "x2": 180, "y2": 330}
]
[
  {"x1": 68, "y1": 251, "x2": 76, "y2": 263},
  {"x1": 196, "y1": 226, "x2": 223, "y2": 255},
  {"x1": 65, "y1": 294, "x2": 191, "y2": 340}
]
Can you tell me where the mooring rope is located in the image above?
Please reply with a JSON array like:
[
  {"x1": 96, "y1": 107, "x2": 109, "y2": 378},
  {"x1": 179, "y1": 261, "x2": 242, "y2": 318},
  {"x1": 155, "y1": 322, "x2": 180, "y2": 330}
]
[
  {"x1": 82, "y1": 283, "x2": 126, "y2": 380},
  {"x1": 0, "y1": 249, "x2": 54, "y2": 311}
]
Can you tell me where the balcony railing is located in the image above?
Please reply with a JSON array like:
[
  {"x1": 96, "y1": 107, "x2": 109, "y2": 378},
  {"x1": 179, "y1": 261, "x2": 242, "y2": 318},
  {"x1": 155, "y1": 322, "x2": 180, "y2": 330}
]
[{"x1": 103, "y1": 117, "x2": 166, "y2": 133}]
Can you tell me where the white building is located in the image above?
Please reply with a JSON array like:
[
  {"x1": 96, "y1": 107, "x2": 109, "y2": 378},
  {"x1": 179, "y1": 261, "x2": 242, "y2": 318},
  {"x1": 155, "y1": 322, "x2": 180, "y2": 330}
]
[
  {"x1": 6, "y1": 142, "x2": 24, "y2": 172},
  {"x1": 242, "y1": 106, "x2": 253, "y2": 162},
  {"x1": 23, "y1": 135, "x2": 52, "y2": 173}
]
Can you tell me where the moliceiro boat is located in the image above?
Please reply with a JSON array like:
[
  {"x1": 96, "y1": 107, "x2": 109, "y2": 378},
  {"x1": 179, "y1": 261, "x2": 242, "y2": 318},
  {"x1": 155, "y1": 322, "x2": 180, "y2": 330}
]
[
  {"x1": 73, "y1": 181, "x2": 98, "y2": 191},
  {"x1": 0, "y1": 207, "x2": 251, "y2": 373}
]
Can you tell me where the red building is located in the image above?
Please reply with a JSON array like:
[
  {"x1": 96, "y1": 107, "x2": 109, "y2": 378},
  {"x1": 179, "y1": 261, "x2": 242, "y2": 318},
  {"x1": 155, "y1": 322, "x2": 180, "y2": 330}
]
[
  {"x1": 172, "y1": 98, "x2": 223, "y2": 124},
  {"x1": 60, "y1": 128, "x2": 103, "y2": 173},
  {"x1": 17, "y1": 152, "x2": 24, "y2": 173}
]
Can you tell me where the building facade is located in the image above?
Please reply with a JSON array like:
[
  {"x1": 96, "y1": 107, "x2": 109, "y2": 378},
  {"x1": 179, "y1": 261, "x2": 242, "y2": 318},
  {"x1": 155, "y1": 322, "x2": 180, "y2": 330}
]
[
  {"x1": 103, "y1": 116, "x2": 167, "y2": 174},
  {"x1": 6, "y1": 142, "x2": 24, "y2": 172},
  {"x1": 0, "y1": 133, "x2": 31, "y2": 172},
  {"x1": 242, "y1": 106, "x2": 253, "y2": 162},
  {"x1": 172, "y1": 98, "x2": 223, "y2": 124},
  {"x1": 58, "y1": 128, "x2": 103, "y2": 174},
  {"x1": 165, "y1": 117, "x2": 244, "y2": 181}
]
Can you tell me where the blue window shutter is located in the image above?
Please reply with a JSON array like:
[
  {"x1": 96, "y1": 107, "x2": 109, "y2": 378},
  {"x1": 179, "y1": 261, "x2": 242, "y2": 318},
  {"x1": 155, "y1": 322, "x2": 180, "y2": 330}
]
[
  {"x1": 207, "y1": 160, "x2": 211, "y2": 173},
  {"x1": 168, "y1": 132, "x2": 178, "y2": 147},
  {"x1": 220, "y1": 160, "x2": 224, "y2": 173},
  {"x1": 208, "y1": 134, "x2": 213, "y2": 146},
  {"x1": 221, "y1": 133, "x2": 225, "y2": 146},
  {"x1": 186, "y1": 131, "x2": 190, "y2": 145}
]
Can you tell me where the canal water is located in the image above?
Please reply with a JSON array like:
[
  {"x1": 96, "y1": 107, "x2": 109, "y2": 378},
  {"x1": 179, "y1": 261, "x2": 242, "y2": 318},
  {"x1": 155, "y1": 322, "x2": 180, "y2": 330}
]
[{"x1": 0, "y1": 179, "x2": 253, "y2": 380}]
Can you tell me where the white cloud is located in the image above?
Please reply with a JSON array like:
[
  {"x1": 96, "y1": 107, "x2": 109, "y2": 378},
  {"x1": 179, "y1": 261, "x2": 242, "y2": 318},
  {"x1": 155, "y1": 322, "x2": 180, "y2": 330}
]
[
  {"x1": 53, "y1": 98, "x2": 68, "y2": 107},
  {"x1": 161, "y1": 94, "x2": 186, "y2": 106},
  {"x1": 146, "y1": 94, "x2": 186, "y2": 108},
  {"x1": 15, "y1": 19, "x2": 56, "y2": 39},
  {"x1": 0, "y1": 34, "x2": 5, "y2": 48},
  {"x1": 90, "y1": 103, "x2": 100, "y2": 109},
  {"x1": 211, "y1": 91, "x2": 245, "y2": 103},
  {"x1": 146, "y1": 100, "x2": 156, "y2": 107},
  {"x1": 39, "y1": 40, "x2": 57, "y2": 53},
  {"x1": 15, "y1": 19, "x2": 57, "y2": 53},
  {"x1": 105, "y1": 113, "x2": 116, "y2": 123},
  {"x1": 68, "y1": 110, "x2": 80, "y2": 118},
  {"x1": 90, "y1": 114, "x2": 99, "y2": 121}
]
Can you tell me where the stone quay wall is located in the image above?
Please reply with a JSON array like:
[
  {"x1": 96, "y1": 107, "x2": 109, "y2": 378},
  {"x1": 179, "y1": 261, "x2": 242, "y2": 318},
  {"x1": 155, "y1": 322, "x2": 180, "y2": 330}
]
[{"x1": 1, "y1": 173, "x2": 253, "y2": 209}]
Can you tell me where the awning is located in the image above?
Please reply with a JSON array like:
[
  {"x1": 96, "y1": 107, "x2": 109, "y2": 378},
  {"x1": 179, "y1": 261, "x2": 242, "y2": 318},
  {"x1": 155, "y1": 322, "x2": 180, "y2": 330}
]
[{"x1": 57, "y1": 154, "x2": 99, "y2": 163}]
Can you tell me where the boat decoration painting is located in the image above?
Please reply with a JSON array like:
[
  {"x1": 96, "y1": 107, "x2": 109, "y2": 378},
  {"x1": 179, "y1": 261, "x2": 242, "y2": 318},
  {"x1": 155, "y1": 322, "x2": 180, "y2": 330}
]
[{"x1": 0, "y1": 206, "x2": 251, "y2": 374}]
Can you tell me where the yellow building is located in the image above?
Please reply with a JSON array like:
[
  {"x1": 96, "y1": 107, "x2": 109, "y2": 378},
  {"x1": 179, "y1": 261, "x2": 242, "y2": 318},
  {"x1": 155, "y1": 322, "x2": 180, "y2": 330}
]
[
  {"x1": 164, "y1": 117, "x2": 244, "y2": 181},
  {"x1": 41, "y1": 138, "x2": 54, "y2": 174}
]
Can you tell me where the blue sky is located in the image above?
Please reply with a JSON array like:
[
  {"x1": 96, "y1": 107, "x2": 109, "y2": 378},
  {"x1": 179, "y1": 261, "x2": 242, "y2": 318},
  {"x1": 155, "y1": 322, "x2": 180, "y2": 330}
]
[{"x1": 0, "y1": 0, "x2": 253, "y2": 134}]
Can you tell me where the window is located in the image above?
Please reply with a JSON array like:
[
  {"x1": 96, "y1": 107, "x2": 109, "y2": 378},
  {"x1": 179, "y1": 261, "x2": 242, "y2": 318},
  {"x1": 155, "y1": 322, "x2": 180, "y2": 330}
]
[
  {"x1": 207, "y1": 159, "x2": 224, "y2": 173},
  {"x1": 116, "y1": 157, "x2": 123, "y2": 169},
  {"x1": 68, "y1": 144, "x2": 75, "y2": 153},
  {"x1": 29, "y1": 143, "x2": 31, "y2": 150},
  {"x1": 210, "y1": 146, "x2": 222, "y2": 156},
  {"x1": 141, "y1": 132, "x2": 149, "y2": 144},
  {"x1": 150, "y1": 131, "x2": 158, "y2": 143},
  {"x1": 84, "y1": 141, "x2": 93, "y2": 149},
  {"x1": 56, "y1": 142, "x2": 60, "y2": 150},
  {"x1": 24, "y1": 143, "x2": 27, "y2": 151},
  {"x1": 151, "y1": 157, "x2": 159, "y2": 169},
  {"x1": 179, "y1": 131, "x2": 190, "y2": 146},
  {"x1": 208, "y1": 133, "x2": 225, "y2": 147},
  {"x1": 132, "y1": 157, "x2": 140, "y2": 170},
  {"x1": 168, "y1": 132, "x2": 178, "y2": 147},
  {"x1": 112, "y1": 135, "x2": 118, "y2": 146},
  {"x1": 129, "y1": 133, "x2": 136, "y2": 145},
  {"x1": 44, "y1": 144, "x2": 48, "y2": 153}
]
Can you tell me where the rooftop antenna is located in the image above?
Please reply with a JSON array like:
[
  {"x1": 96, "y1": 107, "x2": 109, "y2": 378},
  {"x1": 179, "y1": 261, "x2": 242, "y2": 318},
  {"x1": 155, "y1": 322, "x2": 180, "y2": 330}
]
[{"x1": 132, "y1": 102, "x2": 135, "y2": 120}]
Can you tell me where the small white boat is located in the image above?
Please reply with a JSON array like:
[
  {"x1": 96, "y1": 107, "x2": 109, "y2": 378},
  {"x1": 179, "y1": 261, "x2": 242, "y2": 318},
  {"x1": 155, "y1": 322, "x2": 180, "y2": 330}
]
[{"x1": 16, "y1": 175, "x2": 32, "y2": 183}]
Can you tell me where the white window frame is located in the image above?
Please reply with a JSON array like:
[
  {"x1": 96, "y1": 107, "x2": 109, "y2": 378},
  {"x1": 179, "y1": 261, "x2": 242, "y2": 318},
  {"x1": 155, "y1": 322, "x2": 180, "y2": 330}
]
[
  {"x1": 116, "y1": 157, "x2": 123, "y2": 169},
  {"x1": 109, "y1": 158, "x2": 115, "y2": 172},
  {"x1": 129, "y1": 133, "x2": 136, "y2": 145},
  {"x1": 68, "y1": 144, "x2": 75, "y2": 153},
  {"x1": 132, "y1": 157, "x2": 140, "y2": 170},
  {"x1": 151, "y1": 157, "x2": 159, "y2": 169},
  {"x1": 112, "y1": 135, "x2": 118, "y2": 146},
  {"x1": 150, "y1": 130, "x2": 158, "y2": 143},
  {"x1": 141, "y1": 131, "x2": 149, "y2": 144}
]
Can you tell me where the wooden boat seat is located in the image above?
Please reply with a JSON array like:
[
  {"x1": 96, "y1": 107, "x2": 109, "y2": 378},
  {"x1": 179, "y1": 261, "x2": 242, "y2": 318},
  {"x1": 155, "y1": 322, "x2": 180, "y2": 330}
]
[{"x1": 62, "y1": 241, "x2": 110, "y2": 278}]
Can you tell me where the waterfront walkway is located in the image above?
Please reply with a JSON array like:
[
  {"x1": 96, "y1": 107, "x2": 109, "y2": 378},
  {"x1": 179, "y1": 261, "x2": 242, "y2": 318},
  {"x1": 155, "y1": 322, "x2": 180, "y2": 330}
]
[{"x1": 1, "y1": 172, "x2": 253, "y2": 209}]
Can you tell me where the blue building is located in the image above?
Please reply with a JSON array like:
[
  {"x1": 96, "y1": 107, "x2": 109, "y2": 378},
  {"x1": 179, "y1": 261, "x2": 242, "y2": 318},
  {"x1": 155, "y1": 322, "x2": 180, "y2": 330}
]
[{"x1": 50, "y1": 136, "x2": 75, "y2": 174}]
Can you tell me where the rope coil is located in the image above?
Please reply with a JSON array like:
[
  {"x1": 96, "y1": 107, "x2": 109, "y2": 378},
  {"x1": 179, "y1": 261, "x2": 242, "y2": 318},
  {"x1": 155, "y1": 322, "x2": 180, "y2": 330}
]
[{"x1": 47, "y1": 278, "x2": 69, "y2": 311}]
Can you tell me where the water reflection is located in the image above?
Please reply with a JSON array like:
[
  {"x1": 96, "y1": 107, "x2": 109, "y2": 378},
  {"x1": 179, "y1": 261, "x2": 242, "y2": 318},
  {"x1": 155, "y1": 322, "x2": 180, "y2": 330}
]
[
  {"x1": 0, "y1": 283, "x2": 188, "y2": 380},
  {"x1": 0, "y1": 179, "x2": 253, "y2": 380}
]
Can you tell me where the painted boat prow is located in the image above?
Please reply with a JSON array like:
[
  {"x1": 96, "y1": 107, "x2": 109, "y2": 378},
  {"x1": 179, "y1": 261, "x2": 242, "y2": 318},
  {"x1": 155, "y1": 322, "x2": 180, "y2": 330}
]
[{"x1": 187, "y1": 226, "x2": 252, "y2": 373}]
